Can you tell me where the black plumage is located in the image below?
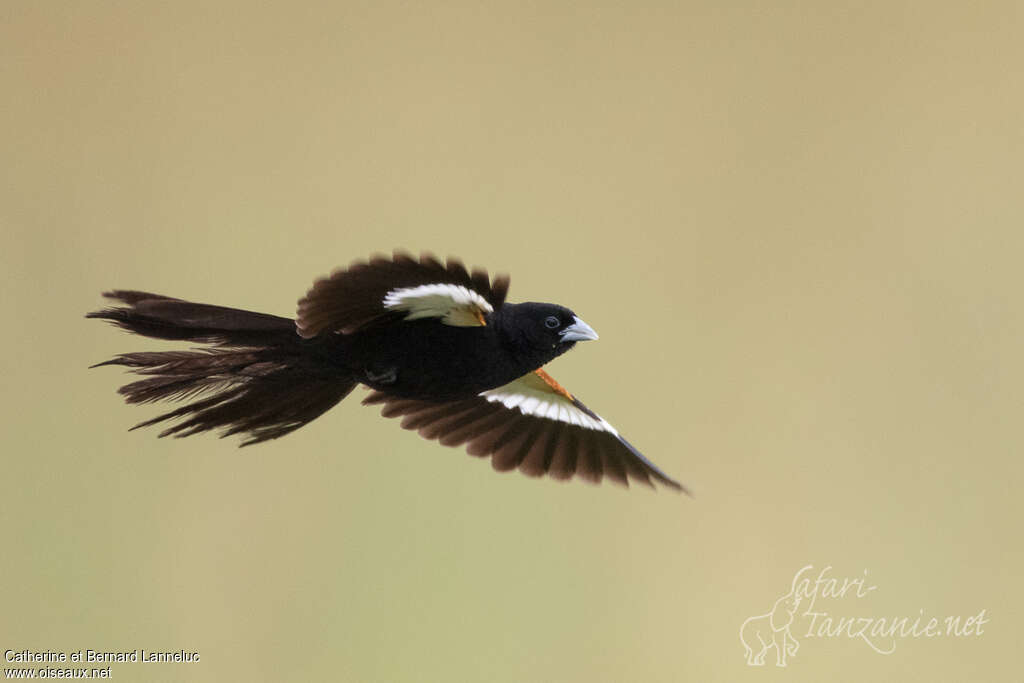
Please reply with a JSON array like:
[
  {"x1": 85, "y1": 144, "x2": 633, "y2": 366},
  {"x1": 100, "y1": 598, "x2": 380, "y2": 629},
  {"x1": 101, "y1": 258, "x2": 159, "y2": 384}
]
[{"x1": 87, "y1": 252, "x2": 686, "y2": 492}]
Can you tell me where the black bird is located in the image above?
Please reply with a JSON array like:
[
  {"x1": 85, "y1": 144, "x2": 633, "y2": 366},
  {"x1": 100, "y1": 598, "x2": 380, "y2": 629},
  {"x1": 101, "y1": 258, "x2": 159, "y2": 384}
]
[{"x1": 87, "y1": 252, "x2": 685, "y2": 492}]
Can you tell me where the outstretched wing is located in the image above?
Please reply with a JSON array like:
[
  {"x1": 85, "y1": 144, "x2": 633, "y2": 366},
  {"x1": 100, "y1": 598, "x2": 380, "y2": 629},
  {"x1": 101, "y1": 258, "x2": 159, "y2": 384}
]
[
  {"x1": 363, "y1": 370, "x2": 687, "y2": 492},
  {"x1": 296, "y1": 251, "x2": 510, "y2": 338}
]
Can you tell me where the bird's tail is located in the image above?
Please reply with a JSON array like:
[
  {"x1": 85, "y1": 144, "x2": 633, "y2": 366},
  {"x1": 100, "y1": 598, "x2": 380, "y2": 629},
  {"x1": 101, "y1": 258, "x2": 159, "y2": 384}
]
[{"x1": 87, "y1": 290, "x2": 356, "y2": 445}]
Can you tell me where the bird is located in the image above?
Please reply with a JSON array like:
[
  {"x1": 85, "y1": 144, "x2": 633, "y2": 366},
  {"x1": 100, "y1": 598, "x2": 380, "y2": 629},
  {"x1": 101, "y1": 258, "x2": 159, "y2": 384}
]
[{"x1": 87, "y1": 251, "x2": 686, "y2": 492}]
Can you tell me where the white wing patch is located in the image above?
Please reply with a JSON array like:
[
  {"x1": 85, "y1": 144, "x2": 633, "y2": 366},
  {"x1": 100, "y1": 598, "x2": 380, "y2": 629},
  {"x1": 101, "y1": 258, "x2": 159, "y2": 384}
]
[
  {"x1": 480, "y1": 373, "x2": 619, "y2": 435},
  {"x1": 382, "y1": 283, "x2": 493, "y2": 326}
]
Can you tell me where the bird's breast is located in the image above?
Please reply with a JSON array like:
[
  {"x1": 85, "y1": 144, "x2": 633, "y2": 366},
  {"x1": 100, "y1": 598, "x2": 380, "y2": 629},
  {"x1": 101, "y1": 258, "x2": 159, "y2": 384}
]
[{"x1": 338, "y1": 320, "x2": 528, "y2": 400}]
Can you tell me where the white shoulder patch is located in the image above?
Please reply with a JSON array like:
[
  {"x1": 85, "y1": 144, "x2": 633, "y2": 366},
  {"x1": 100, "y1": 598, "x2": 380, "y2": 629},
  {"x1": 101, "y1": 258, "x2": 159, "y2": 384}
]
[
  {"x1": 480, "y1": 374, "x2": 618, "y2": 434},
  {"x1": 383, "y1": 283, "x2": 493, "y2": 326}
]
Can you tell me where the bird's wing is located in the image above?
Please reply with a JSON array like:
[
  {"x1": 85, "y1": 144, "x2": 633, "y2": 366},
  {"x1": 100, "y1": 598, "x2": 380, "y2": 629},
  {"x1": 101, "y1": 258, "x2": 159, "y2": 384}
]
[
  {"x1": 363, "y1": 369, "x2": 687, "y2": 492},
  {"x1": 296, "y1": 251, "x2": 510, "y2": 338}
]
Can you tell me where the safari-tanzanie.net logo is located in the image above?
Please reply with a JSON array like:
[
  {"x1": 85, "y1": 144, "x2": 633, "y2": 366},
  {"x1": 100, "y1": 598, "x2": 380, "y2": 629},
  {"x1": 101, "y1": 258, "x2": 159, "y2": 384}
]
[{"x1": 739, "y1": 565, "x2": 988, "y2": 667}]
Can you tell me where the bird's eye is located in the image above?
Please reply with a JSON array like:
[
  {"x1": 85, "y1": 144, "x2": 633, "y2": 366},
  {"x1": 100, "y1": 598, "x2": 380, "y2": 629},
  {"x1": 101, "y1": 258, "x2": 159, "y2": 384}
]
[{"x1": 544, "y1": 316, "x2": 560, "y2": 329}]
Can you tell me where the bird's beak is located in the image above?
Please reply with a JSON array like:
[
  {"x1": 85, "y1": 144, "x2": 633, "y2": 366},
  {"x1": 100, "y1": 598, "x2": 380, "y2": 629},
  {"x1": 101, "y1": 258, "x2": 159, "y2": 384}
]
[{"x1": 560, "y1": 316, "x2": 599, "y2": 343}]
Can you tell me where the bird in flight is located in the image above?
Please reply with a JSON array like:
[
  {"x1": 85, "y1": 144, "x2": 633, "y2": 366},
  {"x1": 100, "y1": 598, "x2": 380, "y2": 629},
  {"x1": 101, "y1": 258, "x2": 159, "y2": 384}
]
[{"x1": 87, "y1": 252, "x2": 685, "y2": 492}]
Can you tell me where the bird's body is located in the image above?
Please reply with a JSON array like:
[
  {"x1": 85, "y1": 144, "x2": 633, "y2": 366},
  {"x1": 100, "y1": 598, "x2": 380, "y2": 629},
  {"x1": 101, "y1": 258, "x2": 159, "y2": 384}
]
[
  {"x1": 88, "y1": 252, "x2": 685, "y2": 492},
  {"x1": 336, "y1": 303, "x2": 577, "y2": 399},
  {"x1": 342, "y1": 319, "x2": 504, "y2": 397}
]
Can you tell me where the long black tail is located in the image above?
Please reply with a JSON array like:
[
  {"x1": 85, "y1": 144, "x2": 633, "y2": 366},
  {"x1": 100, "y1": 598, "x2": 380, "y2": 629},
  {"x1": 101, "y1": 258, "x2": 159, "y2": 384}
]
[{"x1": 87, "y1": 291, "x2": 356, "y2": 445}]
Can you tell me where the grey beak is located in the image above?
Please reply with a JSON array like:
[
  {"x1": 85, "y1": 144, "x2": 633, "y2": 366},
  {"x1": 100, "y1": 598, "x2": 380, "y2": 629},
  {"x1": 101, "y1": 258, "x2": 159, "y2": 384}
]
[{"x1": 560, "y1": 316, "x2": 599, "y2": 343}]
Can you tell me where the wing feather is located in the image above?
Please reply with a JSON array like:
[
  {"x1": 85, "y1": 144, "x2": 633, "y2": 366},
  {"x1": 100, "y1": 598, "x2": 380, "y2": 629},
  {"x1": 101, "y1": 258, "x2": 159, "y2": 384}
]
[
  {"x1": 436, "y1": 407, "x2": 513, "y2": 447},
  {"x1": 597, "y1": 438, "x2": 630, "y2": 487},
  {"x1": 492, "y1": 426, "x2": 538, "y2": 472},
  {"x1": 362, "y1": 371, "x2": 687, "y2": 492},
  {"x1": 519, "y1": 421, "x2": 557, "y2": 477},
  {"x1": 296, "y1": 251, "x2": 510, "y2": 337},
  {"x1": 545, "y1": 424, "x2": 577, "y2": 480},
  {"x1": 575, "y1": 436, "x2": 604, "y2": 484},
  {"x1": 419, "y1": 402, "x2": 494, "y2": 442}
]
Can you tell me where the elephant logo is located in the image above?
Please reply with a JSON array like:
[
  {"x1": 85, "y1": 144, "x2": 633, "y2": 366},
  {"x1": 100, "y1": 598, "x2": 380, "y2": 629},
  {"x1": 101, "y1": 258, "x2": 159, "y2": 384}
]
[{"x1": 739, "y1": 587, "x2": 802, "y2": 667}]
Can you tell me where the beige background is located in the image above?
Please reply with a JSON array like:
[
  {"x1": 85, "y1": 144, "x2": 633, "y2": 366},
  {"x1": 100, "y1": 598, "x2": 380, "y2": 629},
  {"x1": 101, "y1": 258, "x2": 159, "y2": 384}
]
[{"x1": 2, "y1": 2, "x2": 1021, "y2": 681}]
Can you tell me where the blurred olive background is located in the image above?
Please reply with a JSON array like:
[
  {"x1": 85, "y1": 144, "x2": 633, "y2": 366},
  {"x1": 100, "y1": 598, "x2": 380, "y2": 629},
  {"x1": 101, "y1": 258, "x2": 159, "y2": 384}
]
[{"x1": 2, "y1": 2, "x2": 1021, "y2": 681}]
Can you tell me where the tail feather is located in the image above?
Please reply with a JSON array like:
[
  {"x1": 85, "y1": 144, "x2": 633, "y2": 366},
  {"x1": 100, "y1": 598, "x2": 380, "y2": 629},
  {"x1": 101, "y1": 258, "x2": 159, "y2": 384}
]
[
  {"x1": 88, "y1": 292, "x2": 355, "y2": 445},
  {"x1": 156, "y1": 370, "x2": 355, "y2": 445},
  {"x1": 86, "y1": 290, "x2": 297, "y2": 345}
]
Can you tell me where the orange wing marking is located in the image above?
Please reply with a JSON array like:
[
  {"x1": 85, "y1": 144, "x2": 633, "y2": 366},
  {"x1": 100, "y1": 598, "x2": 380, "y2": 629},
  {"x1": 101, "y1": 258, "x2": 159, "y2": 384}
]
[{"x1": 533, "y1": 368, "x2": 574, "y2": 401}]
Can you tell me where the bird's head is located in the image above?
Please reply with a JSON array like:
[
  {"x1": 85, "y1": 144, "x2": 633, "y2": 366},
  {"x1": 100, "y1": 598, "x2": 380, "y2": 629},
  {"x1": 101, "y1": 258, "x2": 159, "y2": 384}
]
[{"x1": 495, "y1": 302, "x2": 599, "y2": 365}]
